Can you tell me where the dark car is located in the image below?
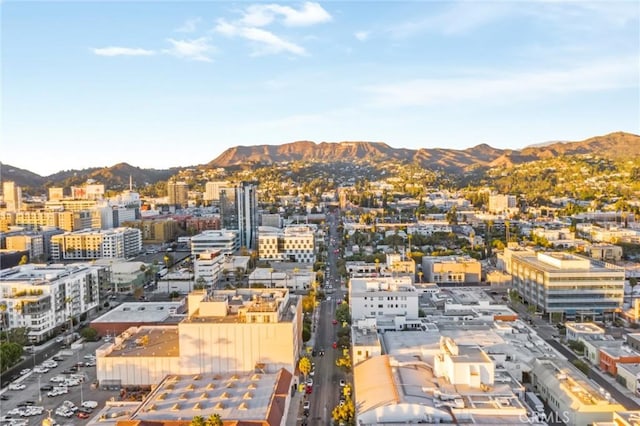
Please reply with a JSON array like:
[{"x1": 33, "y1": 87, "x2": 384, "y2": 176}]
[
  {"x1": 0, "y1": 395, "x2": 9, "y2": 400},
  {"x1": 40, "y1": 384, "x2": 54, "y2": 391}
]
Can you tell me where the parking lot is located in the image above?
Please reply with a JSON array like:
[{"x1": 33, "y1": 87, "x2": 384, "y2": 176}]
[{"x1": 0, "y1": 339, "x2": 121, "y2": 426}]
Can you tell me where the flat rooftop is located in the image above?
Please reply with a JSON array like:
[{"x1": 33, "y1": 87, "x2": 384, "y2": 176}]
[
  {"x1": 131, "y1": 371, "x2": 282, "y2": 422},
  {"x1": 106, "y1": 327, "x2": 180, "y2": 358},
  {"x1": 565, "y1": 322, "x2": 605, "y2": 334},
  {"x1": 92, "y1": 302, "x2": 183, "y2": 324}
]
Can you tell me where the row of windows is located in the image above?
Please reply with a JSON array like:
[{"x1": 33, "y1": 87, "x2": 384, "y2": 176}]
[
  {"x1": 364, "y1": 304, "x2": 408, "y2": 309},
  {"x1": 362, "y1": 296, "x2": 409, "y2": 301}
]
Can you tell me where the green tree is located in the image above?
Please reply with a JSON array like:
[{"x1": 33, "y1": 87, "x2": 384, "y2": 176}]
[
  {"x1": 18, "y1": 255, "x2": 28, "y2": 265},
  {"x1": 336, "y1": 351, "x2": 351, "y2": 372},
  {"x1": 80, "y1": 327, "x2": 99, "y2": 342}
]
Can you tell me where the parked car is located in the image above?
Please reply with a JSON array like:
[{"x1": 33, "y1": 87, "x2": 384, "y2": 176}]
[
  {"x1": 81, "y1": 401, "x2": 98, "y2": 409},
  {"x1": 40, "y1": 385, "x2": 54, "y2": 391}
]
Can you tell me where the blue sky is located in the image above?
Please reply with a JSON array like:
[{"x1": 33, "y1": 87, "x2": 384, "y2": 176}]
[{"x1": 2, "y1": 1, "x2": 639, "y2": 176}]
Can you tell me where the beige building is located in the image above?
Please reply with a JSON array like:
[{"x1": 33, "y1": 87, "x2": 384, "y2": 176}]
[
  {"x1": 258, "y1": 225, "x2": 316, "y2": 263},
  {"x1": 123, "y1": 218, "x2": 180, "y2": 243},
  {"x1": 96, "y1": 288, "x2": 303, "y2": 386},
  {"x1": 50, "y1": 227, "x2": 142, "y2": 260},
  {"x1": 422, "y1": 255, "x2": 482, "y2": 285},
  {"x1": 5, "y1": 234, "x2": 45, "y2": 261},
  {"x1": 2, "y1": 181, "x2": 22, "y2": 212},
  {"x1": 531, "y1": 358, "x2": 626, "y2": 426},
  {"x1": 488, "y1": 194, "x2": 516, "y2": 214},
  {"x1": 167, "y1": 181, "x2": 189, "y2": 208}
]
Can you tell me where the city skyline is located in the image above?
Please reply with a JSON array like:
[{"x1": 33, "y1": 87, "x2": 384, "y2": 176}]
[{"x1": 2, "y1": 1, "x2": 639, "y2": 175}]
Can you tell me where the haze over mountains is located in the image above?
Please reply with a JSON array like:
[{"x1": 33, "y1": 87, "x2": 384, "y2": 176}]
[{"x1": 2, "y1": 131, "x2": 638, "y2": 191}]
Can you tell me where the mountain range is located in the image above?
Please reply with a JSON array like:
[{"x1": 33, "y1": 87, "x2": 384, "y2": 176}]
[{"x1": 2, "y1": 131, "x2": 638, "y2": 192}]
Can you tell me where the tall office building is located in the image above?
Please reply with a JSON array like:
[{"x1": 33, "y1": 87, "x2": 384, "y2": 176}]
[
  {"x1": 167, "y1": 181, "x2": 189, "y2": 208},
  {"x1": 237, "y1": 181, "x2": 258, "y2": 250},
  {"x1": 2, "y1": 181, "x2": 22, "y2": 212}
]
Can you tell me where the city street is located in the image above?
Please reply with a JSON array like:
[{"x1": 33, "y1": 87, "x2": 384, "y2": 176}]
[{"x1": 299, "y1": 211, "x2": 346, "y2": 425}]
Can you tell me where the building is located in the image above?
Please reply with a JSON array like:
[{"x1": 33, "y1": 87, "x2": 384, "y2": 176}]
[
  {"x1": 167, "y1": 181, "x2": 189, "y2": 208},
  {"x1": 203, "y1": 180, "x2": 232, "y2": 202},
  {"x1": 103, "y1": 369, "x2": 293, "y2": 426},
  {"x1": 90, "y1": 301, "x2": 184, "y2": 337},
  {"x1": 261, "y1": 213, "x2": 282, "y2": 228},
  {"x1": 615, "y1": 363, "x2": 640, "y2": 396},
  {"x1": 5, "y1": 232, "x2": 45, "y2": 262},
  {"x1": 50, "y1": 227, "x2": 142, "y2": 260},
  {"x1": 71, "y1": 183, "x2": 105, "y2": 200},
  {"x1": 488, "y1": 194, "x2": 516, "y2": 214},
  {"x1": 193, "y1": 250, "x2": 225, "y2": 288},
  {"x1": 354, "y1": 339, "x2": 529, "y2": 425},
  {"x1": 599, "y1": 346, "x2": 640, "y2": 376},
  {"x1": 48, "y1": 187, "x2": 64, "y2": 201},
  {"x1": 588, "y1": 244, "x2": 624, "y2": 262},
  {"x1": 237, "y1": 182, "x2": 258, "y2": 250},
  {"x1": 508, "y1": 250, "x2": 624, "y2": 320},
  {"x1": 258, "y1": 225, "x2": 316, "y2": 263},
  {"x1": 349, "y1": 276, "x2": 421, "y2": 328},
  {"x1": 531, "y1": 358, "x2": 626, "y2": 425},
  {"x1": 123, "y1": 218, "x2": 180, "y2": 243},
  {"x1": 2, "y1": 181, "x2": 22, "y2": 212},
  {"x1": 422, "y1": 255, "x2": 482, "y2": 285},
  {"x1": 191, "y1": 230, "x2": 239, "y2": 256},
  {"x1": 96, "y1": 288, "x2": 303, "y2": 386},
  {"x1": 565, "y1": 322, "x2": 605, "y2": 342},
  {"x1": 0, "y1": 263, "x2": 107, "y2": 342}
]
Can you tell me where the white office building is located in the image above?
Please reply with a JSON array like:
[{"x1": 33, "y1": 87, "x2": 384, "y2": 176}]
[
  {"x1": 191, "y1": 229, "x2": 239, "y2": 256},
  {"x1": 349, "y1": 276, "x2": 420, "y2": 325}
]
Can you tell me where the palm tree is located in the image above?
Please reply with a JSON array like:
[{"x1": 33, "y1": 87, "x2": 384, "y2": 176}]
[
  {"x1": 190, "y1": 415, "x2": 205, "y2": 426},
  {"x1": 206, "y1": 413, "x2": 223, "y2": 426}
]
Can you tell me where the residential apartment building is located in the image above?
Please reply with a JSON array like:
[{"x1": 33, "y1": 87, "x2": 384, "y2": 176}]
[
  {"x1": 349, "y1": 276, "x2": 420, "y2": 326},
  {"x1": 167, "y1": 181, "x2": 189, "y2": 208},
  {"x1": 5, "y1": 233, "x2": 45, "y2": 262},
  {"x1": 191, "y1": 229, "x2": 239, "y2": 256},
  {"x1": 237, "y1": 181, "x2": 258, "y2": 250},
  {"x1": 258, "y1": 225, "x2": 316, "y2": 263},
  {"x1": 2, "y1": 181, "x2": 22, "y2": 212},
  {"x1": 508, "y1": 250, "x2": 624, "y2": 320},
  {"x1": 422, "y1": 255, "x2": 482, "y2": 285},
  {"x1": 488, "y1": 194, "x2": 517, "y2": 214},
  {"x1": 0, "y1": 263, "x2": 107, "y2": 342},
  {"x1": 203, "y1": 180, "x2": 232, "y2": 202},
  {"x1": 122, "y1": 218, "x2": 180, "y2": 243},
  {"x1": 50, "y1": 227, "x2": 142, "y2": 260},
  {"x1": 96, "y1": 288, "x2": 303, "y2": 386}
]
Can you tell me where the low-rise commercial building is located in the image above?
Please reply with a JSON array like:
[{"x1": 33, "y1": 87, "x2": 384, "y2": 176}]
[
  {"x1": 531, "y1": 358, "x2": 626, "y2": 425},
  {"x1": 96, "y1": 288, "x2": 302, "y2": 386}
]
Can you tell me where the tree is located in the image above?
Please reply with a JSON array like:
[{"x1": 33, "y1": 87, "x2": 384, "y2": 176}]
[
  {"x1": 206, "y1": 414, "x2": 223, "y2": 426},
  {"x1": 80, "y1": 327, "x2": 99, "y2": 342},
  {"x1": 190, "y1": 416, "x2": 206, "y2": 426},
  {"x1": 298, "y1": 356, "x2": 312, "y2": 379},
  {"x1": 18, "y1": 255, "x2": 28, "y2": 265},
  {"x1": 332, "y1": 397, "x2": 355, "y2": 425},
  {"x1": 336, "y1": 352, "x2": 351, "y2": 372},
  {"x1": 194, "y1": 277, "x2": 207, "y2": 290}
]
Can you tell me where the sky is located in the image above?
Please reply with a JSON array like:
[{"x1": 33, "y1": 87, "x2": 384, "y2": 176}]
[{"x1": 2, "y1": 0, "x2": 639, "y2": 176}]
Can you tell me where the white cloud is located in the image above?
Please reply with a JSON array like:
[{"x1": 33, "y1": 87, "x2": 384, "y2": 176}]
[
  {"x1": 215, "y1": 19, "x2": 306, "y2": 56},
  {"x1": 354, "y1": 31, "x2": 369, "y2": 41},
  {"x1": 240, "y1": 2, "x2": 331, "y2": 27},
  {"x1": 364, "y1": 58, "x2": 639, "y2": 107},
  {"x1": 390, "y1": 2, "x2": 512, "y2": 38},
  {"x1": 175, "y1": 17, "x2": 202, "y2": 33},
  {"x1": 164, "y1": 37, "x2": 215, "y2": 62},
  {"x1": 92, "y1": 46, "x2": 155, "y2": 56}
]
